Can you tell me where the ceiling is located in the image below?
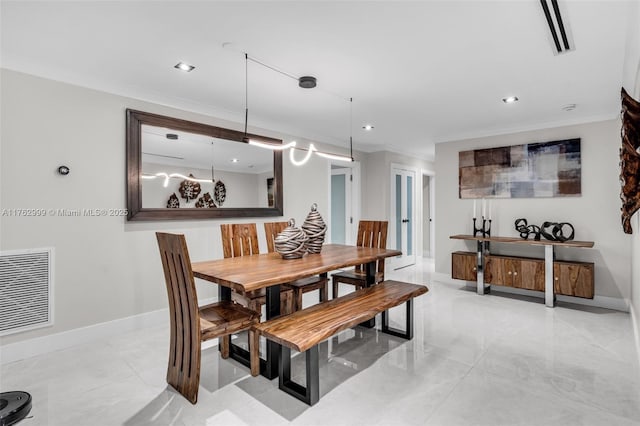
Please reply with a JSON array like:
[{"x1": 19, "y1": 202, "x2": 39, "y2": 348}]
[{"x1": 0, "y1": 1, "x2": 633, "y2": 160}]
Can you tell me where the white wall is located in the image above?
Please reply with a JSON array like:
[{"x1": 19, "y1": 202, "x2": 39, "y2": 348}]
[
  {"x1": 0, "y1": 69, "x2": 331, "y2": 345},
  {"x1": 435, "y1": 119, "x2": 631, "y2": 304}
]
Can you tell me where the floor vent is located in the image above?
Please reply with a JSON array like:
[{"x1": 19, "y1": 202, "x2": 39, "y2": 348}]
[
  {"x1": 540, "y1": 0, "x2": 574, "y2": 55},
  {"x1": 0, "y1": 248, "x2": 54, "y2": 336}
]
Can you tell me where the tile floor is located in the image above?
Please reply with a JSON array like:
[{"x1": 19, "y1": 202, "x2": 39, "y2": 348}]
[{"x1": 2, "y1": 259, "x2": 640, "y2": 426}]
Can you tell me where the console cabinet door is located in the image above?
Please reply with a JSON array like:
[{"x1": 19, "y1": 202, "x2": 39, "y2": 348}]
[
  {"x1": 486, "y1": 256, "x2": 520, "y2": 287},
  {"x1": 452, "y1": 252, "x2": 477, "y2": 281},
  {"x1": 517, "y1": 259, "x2": 545, "y2": 291},
  {"x1": 554, "y1": 262, "x2": 594, "y2": 298}
]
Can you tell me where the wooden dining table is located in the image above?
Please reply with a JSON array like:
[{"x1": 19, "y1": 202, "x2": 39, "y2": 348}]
[{"x1": 191, "y1": 243, "x2": 401, "y2": 379}]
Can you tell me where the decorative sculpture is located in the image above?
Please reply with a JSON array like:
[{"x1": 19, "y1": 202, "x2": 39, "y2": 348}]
[
  {"x1": 178, "y1": 174, "x2": 201, "y2": 202},
  {"x1": 301, "y1": 203, "x2": 326, "y2": 253},
  {"x1": 274, "y1": 219, "x2": 308, "y2": 259},
  {"x1": 620, "y1": 87, "x2": 640, "y2": 233},
  {"x1": 214, "y1": 180, "x2": 226, "y2": 207},
  {"x1": 167, "y1": 193, "x2": 180, "y2": 208},
  {"x1": 473, "y1": 217, "x2": 491, "y2": 237},
  {"x1": 515, "y1": 218, "x2": 574, "y2": 242},
  {"x1": 195, "y1": 192, "x2": 216, "y2": 208}
]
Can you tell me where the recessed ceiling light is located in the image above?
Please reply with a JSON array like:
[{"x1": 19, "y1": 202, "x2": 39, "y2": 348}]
[
  {"x1": 231, "y1": 158, "x2": 239, "y2": 163},
  {"x1": 362, "y1": 124, "x2": 374, "y2": 131},
  {"x1": 174, "y1": 62, "x2": 195, "y2": 72},
  {"x1": 502, "y1": 96, "x2": 519, "y2": 104}
]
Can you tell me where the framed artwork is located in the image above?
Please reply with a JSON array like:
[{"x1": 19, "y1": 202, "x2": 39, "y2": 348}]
[
  {"x1": 459, "y1": 138, "x2": 581, "y2": 198},
  {"x1": 267, "y1": 178, "x2": 274, "y2": 207}
]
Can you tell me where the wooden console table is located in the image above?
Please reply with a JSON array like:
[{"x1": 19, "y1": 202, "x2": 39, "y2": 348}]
[{"x1": 449, "y1": 235, "x2": 594, "y2": 307}]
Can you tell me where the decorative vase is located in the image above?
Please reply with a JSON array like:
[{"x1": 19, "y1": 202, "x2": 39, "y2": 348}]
[
  {"x1": 302, "y1": 203, "x2": 326, "y2": 254},
  {"x1": 274, "y1": 219, "x2": 308, "y2": 259}
]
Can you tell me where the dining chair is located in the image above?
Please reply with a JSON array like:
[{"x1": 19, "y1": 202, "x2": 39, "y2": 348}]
[
  {"x1": 332, "y1": 220, "x2": 388, "y2": 298},
  {"x1": 156, "y1": 232, "x2": 260, "y2": 404},
  {"x1": 264, "y1": 221, "x2": 328, "y2": 311},
  {"x1": 220, "y1": 223, "x2": 293, "y2": 315}
]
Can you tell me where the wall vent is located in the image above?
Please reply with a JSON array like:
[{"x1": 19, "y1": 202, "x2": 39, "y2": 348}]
[
  {"x1": 540, "y1": 0, "x2": 574, "y2": 55},
  {"x1": 0, "y1": 248, "x2": 54, "y2": 336}
]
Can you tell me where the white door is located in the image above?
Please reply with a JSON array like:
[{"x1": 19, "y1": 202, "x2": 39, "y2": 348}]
[{"x1": 390, "y1": 166, "x2": 416, "y2": 269}]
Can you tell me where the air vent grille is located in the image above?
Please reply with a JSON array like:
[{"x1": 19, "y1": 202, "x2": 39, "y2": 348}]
[
  {"x1": 0, "y1": 248, "x2": 53, "y2": 336},
  {"x1": 540, "y1": 0, "x2": 574, "y2": 55}
]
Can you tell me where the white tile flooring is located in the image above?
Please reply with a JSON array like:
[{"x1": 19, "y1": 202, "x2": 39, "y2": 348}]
[{"x1": 2, "y1": 259, "x2": 640, "y2": 425}]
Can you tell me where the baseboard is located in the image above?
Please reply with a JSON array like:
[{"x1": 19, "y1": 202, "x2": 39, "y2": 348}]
[
  {"x1": 631, "y1": 303, "x2": 640, "y2": 369},
  {"x1": 431, "y1": 272, "x2": 629, "y2": 312},
  {"x1": 0, "y1": 297, "x2": 218, "y2": 365}
]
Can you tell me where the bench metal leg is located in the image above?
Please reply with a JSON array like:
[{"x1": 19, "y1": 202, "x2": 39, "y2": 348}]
[
  {"x1": 279, "y1": 345, "x2": 319, "y2": 406},
  {"x1": 381, "y1": 299, "x2": 413, "y2": 339}
]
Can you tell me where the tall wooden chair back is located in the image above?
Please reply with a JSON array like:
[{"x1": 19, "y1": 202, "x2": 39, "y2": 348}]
[
  {"x1": 221, "y1": 223, "x2": 260, "y2": 258},
  {"x1": 157, "y1": 232, "x2": 260, "y2": 403},
  {"x1": 264, "y1": 221, "x2": 288, "y2": 253},
  {"x1": 355, "y1": 220, "x2": 388, "y2": 275}
]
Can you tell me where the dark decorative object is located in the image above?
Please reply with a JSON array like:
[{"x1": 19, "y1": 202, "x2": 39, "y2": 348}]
[
  {"x1": 267, "y1": 178, "x2": 274, "y2": 207},
  {"x1": 195, "y1": 192, "x2": 216, "y2": 208},
  {"x1": 302, "y1": 203, "x2": 326, "y2": 253},
  {"x1": 214, "y1": 180, "x2": 226, "y2": 206},
  {"x1": 473, "y1": 217, "x2": 491, "y2": 237},
  {"x1": 620, "y1": 87, "x2": 640, "y2": 234},
  {"x1": 178, "y1": 175, "x2": 201, "y2": 202},
  {"x1": 57, "y1": 165, "x2": 70, "y2": 175},
  {"x1": 515, "y1": 218, "x2": 574, "y2": 242},
  {"x1": 459, "y1": 138, "x2": 581, "y2": 199},
  {"x1": 167, "y1": 193, "x2": 180, "y2": 208},
  {"x1": 0, "y1": 391, "x2": 32, "y2": 426},
  {"x1": 514, "y1": 218, "x2": 541, "y2": 240},
  {"x1": 274, "y1": 219, "x2": 308, "y2": 259}
]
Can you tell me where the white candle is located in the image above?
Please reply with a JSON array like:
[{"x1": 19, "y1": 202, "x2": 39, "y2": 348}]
[
  {"x1": 473, "y1": 200, "x2": 477, "y2": 219},
  {"x1": 488, "y1": 199, "x2": 492, "y2": 220},
  {"x1": 482, "y1": 198, "x2": 486, "y2": 218}
]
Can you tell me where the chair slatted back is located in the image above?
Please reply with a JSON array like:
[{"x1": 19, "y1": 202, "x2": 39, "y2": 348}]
[
  {"x1": 156, "y1": 232, "x2": 201, "y2": 400},
  {"x1": 354, "y1": 221, "x2": 388, "y2": 275},
  {"x1": 264, "y1": 221, "x2": 288, "y2": 253},
  {"x1": 220, "y1": 223, "x2": 260, "y2": 259}
]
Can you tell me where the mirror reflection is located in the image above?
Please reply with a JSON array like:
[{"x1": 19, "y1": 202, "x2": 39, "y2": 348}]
[
  {"x1": 126, "y1": 109, "x2": 283, "y2": 221},
  {"x1": 141, "y1": 125, "x2": 275, "y2": 209}
]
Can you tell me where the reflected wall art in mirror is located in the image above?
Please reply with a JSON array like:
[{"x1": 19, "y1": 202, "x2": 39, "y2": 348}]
[{"x1": 126, "y1": 109, "x2": 283, "y2": 220}]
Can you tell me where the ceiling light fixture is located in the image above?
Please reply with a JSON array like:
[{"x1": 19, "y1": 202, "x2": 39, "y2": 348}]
[
  {"x1": 174, "y1": 62, "x2": 195, "y2": 72},
  {"x1": 362, "y1": 124, "x2": 374, "y2": 131},
  {"x1": 141, "y1": 172, "x2": 211, "y2": 188},
  {"x1": 239, "y1": 51, "x2": 353, "y2": 164},
  {"x1": 562, "y1": 103, "x2": 577, "y2": 111},
  {"x1": 502, "y1": 96, "x2": 519, "y2": 104}
]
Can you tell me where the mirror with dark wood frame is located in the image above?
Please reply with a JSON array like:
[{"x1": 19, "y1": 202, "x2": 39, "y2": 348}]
[{"x1": 126, "y1": 109, "x2": 283, "y2": 220}]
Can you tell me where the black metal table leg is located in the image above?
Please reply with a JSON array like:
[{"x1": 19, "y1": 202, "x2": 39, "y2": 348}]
[
  {"x1": 359, "y1": 261, "x2": 376, "y2": 328},
  {"x1": 263, "y1": 284, "x2": 281, "y2": 379},
  {"x1": 382, "y1": 299, "x2": 414, "y2": 339},
  {"x1": 279, "y1": 345, "x2": 319, "y2": 406}
]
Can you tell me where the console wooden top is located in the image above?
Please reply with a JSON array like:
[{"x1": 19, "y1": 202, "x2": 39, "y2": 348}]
[{"x1": 450, "y1": 234, "x2": 594, "y2": 248}]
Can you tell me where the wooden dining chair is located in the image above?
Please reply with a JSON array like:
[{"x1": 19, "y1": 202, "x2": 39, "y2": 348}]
[
  {"x1": 220, "y1": 223, "x2": 293, "y2": 315},
  {"x1": 264, "y1": 221, "x2": 328, "y2": 311},
  {"x1": 332, "y1": 220, "x2": 388, "y2": 298},
  {"x1": 156, "y1": 232, "x2": 260, "y2": 404}
]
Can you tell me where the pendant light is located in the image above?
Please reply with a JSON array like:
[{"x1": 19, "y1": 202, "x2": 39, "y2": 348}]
[{"x1": 240, "y1": 51, "x2": 355, "y2": 164}]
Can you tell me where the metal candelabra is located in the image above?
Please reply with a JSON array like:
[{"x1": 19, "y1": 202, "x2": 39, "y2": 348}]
[{"x1": 473, "y1": 216, "x2": 491, "y2": 237}]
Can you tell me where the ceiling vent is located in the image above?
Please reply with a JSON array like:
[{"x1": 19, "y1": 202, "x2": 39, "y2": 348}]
[{"x1": 540, "y1": 0, "x2": 574, "y2": 55}]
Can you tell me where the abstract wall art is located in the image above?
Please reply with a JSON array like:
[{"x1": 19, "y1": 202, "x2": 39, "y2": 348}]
[
  {"x1": 459, "y1": 138, "x2": 581, "y2": 199},
  {"x1": 620, "y1": 87, "x2": 640, "y2": 234}
]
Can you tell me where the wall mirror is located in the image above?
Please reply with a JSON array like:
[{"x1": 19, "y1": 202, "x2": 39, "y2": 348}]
[{"x1": 126, "y1": 109, "x2": 283, "y2": 220}]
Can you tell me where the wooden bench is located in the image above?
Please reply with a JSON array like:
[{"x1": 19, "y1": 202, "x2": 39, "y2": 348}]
[{"x1": 249, "y1": 280, "x2": 428, "y2": 405}]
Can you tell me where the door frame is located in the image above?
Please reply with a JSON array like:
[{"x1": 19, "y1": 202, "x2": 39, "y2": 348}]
[
  {"x1": 421, "y1": 169, "x2": 436, "y2": 259},
  {"x1": 327, "y1": 160, "x2": 361, "y2": 245},
  {"x1": 389, "y1": 163, "x2": 418, "y2": 269}
]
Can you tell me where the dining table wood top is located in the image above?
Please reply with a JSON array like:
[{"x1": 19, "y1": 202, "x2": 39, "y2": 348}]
[{"x1": 192, "y1": 244, "x2": 401, "y2": 294}]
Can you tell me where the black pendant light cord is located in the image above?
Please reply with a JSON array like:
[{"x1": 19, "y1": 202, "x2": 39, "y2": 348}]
[
  {"x1": 350, "y1": 97, "x2": 353, "y2": 161},
  {"x1": 244, "y1": 53, "x2": 249, "y2": 141}
]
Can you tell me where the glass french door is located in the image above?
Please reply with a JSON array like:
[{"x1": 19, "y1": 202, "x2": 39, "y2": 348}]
[{"x1": 390, "y1": 166, "x2": 416, "y2": 269}]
